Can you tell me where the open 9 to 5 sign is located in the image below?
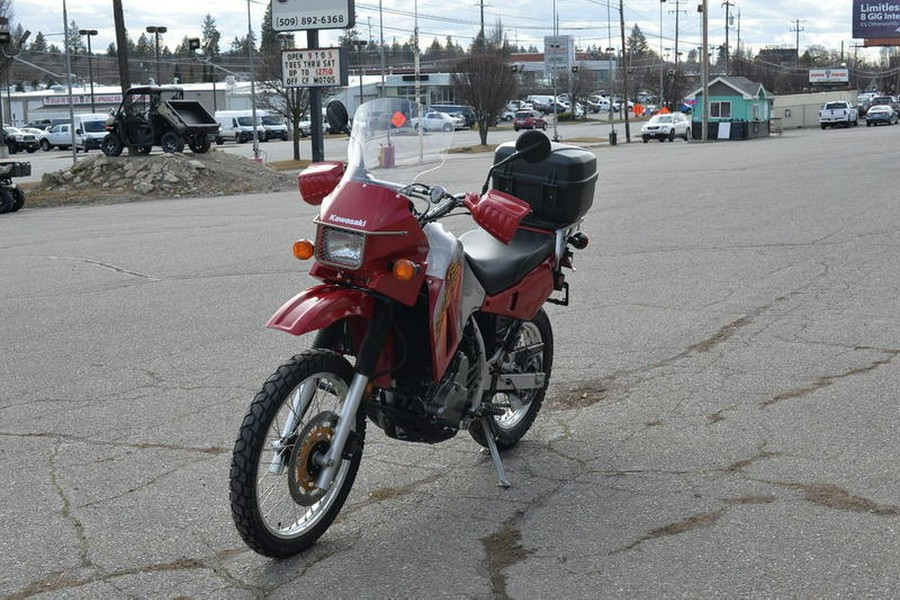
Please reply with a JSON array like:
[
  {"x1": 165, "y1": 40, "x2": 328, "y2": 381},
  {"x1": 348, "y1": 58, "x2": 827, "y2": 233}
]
[
  {"x1": 272, "y1": 0, "x2": 355, "y2": 32},
  {"x1": 282, "y1": 48, "x2": 348, "y2": 88}
]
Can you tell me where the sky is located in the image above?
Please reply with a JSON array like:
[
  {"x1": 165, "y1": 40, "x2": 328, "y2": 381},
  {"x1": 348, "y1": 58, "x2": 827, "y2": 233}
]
[{"x1": 9, "y1": 0, "x2": 872, "y2": 62}]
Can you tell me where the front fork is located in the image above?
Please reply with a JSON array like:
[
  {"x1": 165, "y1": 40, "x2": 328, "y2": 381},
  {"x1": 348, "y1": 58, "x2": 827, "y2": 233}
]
[{"x1": 313, "y1": 299, "x2": 394, "y2": 492}]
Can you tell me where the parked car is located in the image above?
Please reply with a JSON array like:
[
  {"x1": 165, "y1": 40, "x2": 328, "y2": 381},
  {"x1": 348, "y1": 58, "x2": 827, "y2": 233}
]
[
  {"x1": 411, "y1": 111, "x2": 458, "y2": 132},
  {"x1": 428, "y1": 104, "x2": 476, "y2": 128},
  {"x1": 819, "y1": 101, "x2": 859, "y2": 129},
  {"x1": 297, "y1": 119, "x2": 312, "y2": 137},
  {"x1": 865, "y1": 104, "x2": 898, "y2": 126},
  {"x1": 640, "y1": 111, "x2": 691, "y2": 142},
  {"x1": 512, "y1": 110, "x2": 547, "y2": 131},
  {"x1": 869, "y1": 95, "x2": 898, "y2": 112},
  {"x1": 20, "y1": 126, "x2": 47, "y2": 137},
  {"x1": 40, "y1": 122, "x2": 78, "y2": 151},
  {"x1": 446, "y1": 112, "x2": 468, "y2": 129},
  {"x1": 3, "y1": 127, "x2": 40, "y2": 153},
  {"x1": 586, "y1": 95, "x2": 608, "y2": 113}
]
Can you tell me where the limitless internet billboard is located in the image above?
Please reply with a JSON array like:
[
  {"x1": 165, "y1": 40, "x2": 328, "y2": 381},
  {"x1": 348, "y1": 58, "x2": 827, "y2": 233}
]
[{"x1": 853, "y1": 0, "x2": 900, "y2": 38}]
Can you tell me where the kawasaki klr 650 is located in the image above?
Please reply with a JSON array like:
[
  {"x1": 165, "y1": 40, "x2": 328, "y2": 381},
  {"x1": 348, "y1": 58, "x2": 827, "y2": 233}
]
[{"x1": 230, "y1": 97, "x2": 596, "y2": 557}]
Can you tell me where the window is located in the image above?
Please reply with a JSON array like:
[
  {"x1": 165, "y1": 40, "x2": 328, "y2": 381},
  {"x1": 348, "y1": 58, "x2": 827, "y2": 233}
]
[{"x1": 710, "y1": 101, "x2": 732, "y2": 119}]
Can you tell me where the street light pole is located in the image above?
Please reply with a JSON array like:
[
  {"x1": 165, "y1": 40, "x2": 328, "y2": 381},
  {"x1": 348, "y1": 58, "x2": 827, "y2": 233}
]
[
  {"x1": 145, "y1": 26, "x2": 167, "y2": 84},
  {"x1": 659, "y1": 0, "x2": 666, "y2": 108},
  {"x1": 352, "y1": 40, "x2": 368, "y2": 109},
  {"x1": 78, "y1": 29, "x2": 98, "y2": 112}
]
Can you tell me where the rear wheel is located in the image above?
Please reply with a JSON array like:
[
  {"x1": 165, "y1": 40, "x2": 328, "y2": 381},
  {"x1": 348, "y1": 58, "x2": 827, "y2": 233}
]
[
  {"x1": 0, "y1": 187, "x2": 13, "y2": 214},
  {"x1": 470, "y1": 309, "x2": 553, "y2": 450},
  {"x1": 10, "y1": 187, "x2": 24, "y2": 212},
  {"x1": 101, "y1": 134, "x2": 123, "y2": 157},
  {"x1": 230, "y1": 350, "x2": 364, "y2": 557},
  {"x1": 188, "y1": 134, "x2": 211, "y2": 153}
]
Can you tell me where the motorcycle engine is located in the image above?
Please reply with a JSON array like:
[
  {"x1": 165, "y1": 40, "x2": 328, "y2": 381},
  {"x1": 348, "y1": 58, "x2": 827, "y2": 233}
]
[{"x1": 427, "y1": 333, "x2": 483, "y2": 427}]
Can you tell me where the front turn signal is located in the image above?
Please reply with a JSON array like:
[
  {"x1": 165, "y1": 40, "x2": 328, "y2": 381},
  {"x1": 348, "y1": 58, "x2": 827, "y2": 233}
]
[
  {"x1": 292, "y1": 239, "x2": 315, "y2": 260},
  {"x1": 392, "y1": 259, "x2": 418, "y2": 281}
]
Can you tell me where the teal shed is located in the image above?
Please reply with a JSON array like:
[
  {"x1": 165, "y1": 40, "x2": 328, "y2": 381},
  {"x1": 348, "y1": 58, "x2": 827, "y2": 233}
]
[{"x1": 689, "y1": 76, "x2": 774, "y2": 140}]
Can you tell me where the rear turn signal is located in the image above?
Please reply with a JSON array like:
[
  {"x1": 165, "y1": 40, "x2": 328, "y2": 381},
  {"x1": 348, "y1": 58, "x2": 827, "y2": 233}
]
[
  {"x1": 568, "y1": 232, "x2": 589, "y2": 250},
  {"x1": 392, "y1": 259, "x2": 418, "y2": 281},
  {"x1": 292, "y1": 239, "x2": 315, "y2": 260}
]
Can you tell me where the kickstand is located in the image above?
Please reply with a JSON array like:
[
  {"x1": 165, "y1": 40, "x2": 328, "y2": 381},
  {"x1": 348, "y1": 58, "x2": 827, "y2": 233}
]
[{"x1": 481, "y1": 418, "x2": 511, "y2": 488}]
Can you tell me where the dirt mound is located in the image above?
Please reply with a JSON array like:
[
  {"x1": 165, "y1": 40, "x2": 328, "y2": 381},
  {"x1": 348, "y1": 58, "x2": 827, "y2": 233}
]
[{"x1": 27, "y1": 150, "x2": 298, "y2": 207}]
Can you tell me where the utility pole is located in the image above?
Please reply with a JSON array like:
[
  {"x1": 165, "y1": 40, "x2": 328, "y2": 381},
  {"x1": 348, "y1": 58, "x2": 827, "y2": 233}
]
[
  {"x1": 670, "y1": 0, "x2": 687, "y2": 71},
  {"x1": 790, "y1": 19, "x2": 805, "y2": 64},
  {"x1": 701, "y1": 0, "x2": 709, "y2": 142},
  {"x1": 722, "y1": 1, "x2": 734, "y2": 76},
  {"x1": 660, "y1": 0, "x2": 666, "y2": 107},
  {"x1": 619, "y1": 0, "x2": 630, "y2": 143}
]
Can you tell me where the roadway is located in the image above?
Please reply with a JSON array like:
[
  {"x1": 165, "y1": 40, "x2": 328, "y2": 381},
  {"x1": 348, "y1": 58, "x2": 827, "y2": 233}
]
[{"x1": 1, "y1": 122, "x2": 899, "y2": 597}]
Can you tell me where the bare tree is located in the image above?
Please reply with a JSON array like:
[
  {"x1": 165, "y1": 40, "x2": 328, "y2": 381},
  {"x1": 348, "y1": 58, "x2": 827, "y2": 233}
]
[{"x1": 452, "y1": 52, "x2": 517, "y2": 145}]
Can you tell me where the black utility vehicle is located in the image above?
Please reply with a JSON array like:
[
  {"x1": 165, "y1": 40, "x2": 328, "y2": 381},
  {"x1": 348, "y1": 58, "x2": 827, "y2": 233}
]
[{"x1": 101, "y1": 86, "x2": 219, "y2": 156}]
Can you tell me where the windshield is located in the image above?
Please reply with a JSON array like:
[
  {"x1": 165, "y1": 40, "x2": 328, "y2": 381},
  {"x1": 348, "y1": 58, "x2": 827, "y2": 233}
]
[
  {"x1": 261, "y1": 115, "x2": 283, "y2": 126},
  {"x1": 82, "y1": 120, "x2": 106, "y2": 133},
  {"x1": 237, "y1": 116, "x2": 259, "y2": 126},
  {"x1": 651, "y1": 115, "x2": 673, "y2": 123},
  {"x1": 341, "y1": 97, "x2": 454, "y2": 186}
]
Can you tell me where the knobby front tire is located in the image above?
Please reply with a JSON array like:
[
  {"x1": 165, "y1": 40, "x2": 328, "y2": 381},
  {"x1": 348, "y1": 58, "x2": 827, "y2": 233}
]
[{"x1": 230, "y1": 350, "x2": 365, "y2": 558}]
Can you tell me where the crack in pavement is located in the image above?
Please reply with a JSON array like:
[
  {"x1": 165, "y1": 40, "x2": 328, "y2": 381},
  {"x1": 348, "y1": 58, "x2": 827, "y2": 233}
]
[
  {"x1": 46, "y1": 255, "x2": 161, "y2": 281},
  {"x1": 612, "y1": 508, "x2": 727, "y2": 554},
  {"x1": 761, "y1": 348, "x2": 900, "y2": 407},
  {"x1": 776, "y1": 482, "x2": 900, "y2": 516},
  {"x1": 0, "y1": 430, "x2": 229, "y2": 456},
  {"x1": 480, "y1": 512, "x2": 533, "y2": 600}
]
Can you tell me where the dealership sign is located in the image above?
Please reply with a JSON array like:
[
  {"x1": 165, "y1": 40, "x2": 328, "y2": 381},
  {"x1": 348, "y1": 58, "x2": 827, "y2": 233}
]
[
  {"x1": 853, "y1": 0, "x2": 900, "y2": 38},
  {"x1": 809, "y1": 68, "x2": 850, "y2": 83},
  {"x1": 282, "y1": 48, "x2": 347, "y2": 88},
  {"x1": 544, "y1": 35, "x2": 573, "y2": 73},
  {"x1": 43, "y1": 94, "x2": 122, "y2": 106},
  {"x1": 271, "y1": 0, "x2": 354, "y2": 32}
]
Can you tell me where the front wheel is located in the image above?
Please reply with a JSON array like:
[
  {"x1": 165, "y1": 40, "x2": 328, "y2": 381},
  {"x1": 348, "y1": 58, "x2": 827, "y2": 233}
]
[
  {"x1": 470, "y1": 309, "x2": 553, "y2": 450},
  {"x1": 230, "y1": 350, "x2": 365, "y2": 558},
  {"x1": 101, "y1": 134, "x2": 124, "y2": 157}
]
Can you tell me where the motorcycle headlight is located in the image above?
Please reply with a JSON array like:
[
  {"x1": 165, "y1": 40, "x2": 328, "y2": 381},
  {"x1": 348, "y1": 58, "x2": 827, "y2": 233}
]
[{"x1": 317, "y1": 226, "x2": 365, "y2": 269}]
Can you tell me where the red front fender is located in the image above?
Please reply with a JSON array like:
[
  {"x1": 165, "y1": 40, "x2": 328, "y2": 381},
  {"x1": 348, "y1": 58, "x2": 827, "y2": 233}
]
[{"x1": 266, "y1": 284, "x2": 377, "y2": 336}]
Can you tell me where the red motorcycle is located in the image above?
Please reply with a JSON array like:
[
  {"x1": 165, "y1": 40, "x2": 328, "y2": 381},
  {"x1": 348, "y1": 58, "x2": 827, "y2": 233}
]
[{"x1": 230, "y1": 98, "x2": 596, "y2": 557}]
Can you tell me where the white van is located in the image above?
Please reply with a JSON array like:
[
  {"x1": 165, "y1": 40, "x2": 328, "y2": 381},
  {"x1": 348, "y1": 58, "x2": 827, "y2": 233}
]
[
  {"x1": 73, "y1": 113, "x2": 109, "y2": 152},
  {"x1": 213, "y1": 110, "x2": 262, "y2": 144},
  {"x1": 260, "y1": 111, "x2": 288, "y2": 141}
]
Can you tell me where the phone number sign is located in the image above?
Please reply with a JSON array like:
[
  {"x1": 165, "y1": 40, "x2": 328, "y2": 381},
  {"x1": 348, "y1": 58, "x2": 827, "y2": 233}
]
[
  {"x1": 282, "y1": 48, "x2": 348, "y2": 88},
  {"x1": 272, "y1": 0, "x2": 354, "y2": 32}
]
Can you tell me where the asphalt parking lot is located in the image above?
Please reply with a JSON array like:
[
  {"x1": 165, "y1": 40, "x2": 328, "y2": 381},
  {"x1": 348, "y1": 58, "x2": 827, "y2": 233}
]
[{"x1": 2, "y1": 123, "x2": 899, "y2": 598}]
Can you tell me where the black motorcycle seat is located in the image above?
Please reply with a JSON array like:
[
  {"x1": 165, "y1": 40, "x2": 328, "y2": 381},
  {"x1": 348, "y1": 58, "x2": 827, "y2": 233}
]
[{"x1": 460, "y1": 227, "x2": 554, "y2": 295}]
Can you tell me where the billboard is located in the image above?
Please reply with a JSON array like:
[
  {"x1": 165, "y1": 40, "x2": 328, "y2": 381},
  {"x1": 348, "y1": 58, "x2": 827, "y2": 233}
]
[
  {"x1": 853, "y1": 0, "x2": 900, "y2": 38},
  {"x1": 809, "y1": 68, "x2": 850, "y2": 83}
]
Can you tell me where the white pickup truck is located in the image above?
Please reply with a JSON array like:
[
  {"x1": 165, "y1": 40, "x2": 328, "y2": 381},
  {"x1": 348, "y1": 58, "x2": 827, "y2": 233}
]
[{"x1": 819, "y1": 101, "x2": 859, "y2": 129}]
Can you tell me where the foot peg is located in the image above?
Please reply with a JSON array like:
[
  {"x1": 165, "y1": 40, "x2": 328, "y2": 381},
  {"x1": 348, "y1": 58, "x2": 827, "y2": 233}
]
[{"x1": 480, "y1": 418, "x2": 511, "y2": 488}]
